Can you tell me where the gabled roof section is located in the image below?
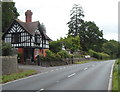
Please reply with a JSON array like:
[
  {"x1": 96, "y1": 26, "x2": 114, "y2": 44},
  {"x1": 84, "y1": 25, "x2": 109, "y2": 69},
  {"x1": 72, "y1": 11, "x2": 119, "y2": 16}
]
[
  {"x1": 15, "y1": 19, "x2": 39, "y2": 35},
  {"x1": 2, "y1": 19, "x2": 52, "y2": 41},
  {"x1": 44, "y1": 33, "x2": 51, "y2": 40}
]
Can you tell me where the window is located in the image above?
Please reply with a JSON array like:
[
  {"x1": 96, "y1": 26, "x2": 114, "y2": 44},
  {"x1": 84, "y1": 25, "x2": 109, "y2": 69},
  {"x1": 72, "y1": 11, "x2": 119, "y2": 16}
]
[
  {"x1": 35, "y1": 34, "x2": 41, "y2": 45},
  {"x1": 12, "y1": 33, "x2": 20, "y2": 43}
]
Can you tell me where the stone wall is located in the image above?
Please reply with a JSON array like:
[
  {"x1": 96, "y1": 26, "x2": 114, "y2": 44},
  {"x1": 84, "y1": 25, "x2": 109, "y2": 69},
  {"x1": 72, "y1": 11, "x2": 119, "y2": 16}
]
[
  {"x1": 27, "y1": 57, "x2": 95, "y2": 66},
  {"x1": 1, "y1": 56, "x2": 18, "y2": 75}
]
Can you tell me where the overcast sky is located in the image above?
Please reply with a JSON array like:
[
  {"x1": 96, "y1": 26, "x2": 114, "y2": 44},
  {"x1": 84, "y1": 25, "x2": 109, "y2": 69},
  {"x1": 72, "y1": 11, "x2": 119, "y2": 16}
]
[{"x1": 14, "y1": 0, "x2": 118, "y2": 41}]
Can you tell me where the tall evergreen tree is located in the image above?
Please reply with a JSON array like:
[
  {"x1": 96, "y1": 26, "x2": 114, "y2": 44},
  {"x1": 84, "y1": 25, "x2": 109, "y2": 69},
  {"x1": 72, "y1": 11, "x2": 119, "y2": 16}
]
[
  {"x1": 67, "y1": 4, "x2": 84, "y2": 37},
  {"x1": 2, "y1": 1, "x2": 19, "y2": 32}
]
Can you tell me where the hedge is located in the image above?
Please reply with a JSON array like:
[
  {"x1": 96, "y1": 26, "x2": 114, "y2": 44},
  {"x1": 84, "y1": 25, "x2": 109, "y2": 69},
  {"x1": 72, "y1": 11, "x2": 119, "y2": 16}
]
[{"x1": 89, "y1": 49, "x2": 110, "y2": 59}]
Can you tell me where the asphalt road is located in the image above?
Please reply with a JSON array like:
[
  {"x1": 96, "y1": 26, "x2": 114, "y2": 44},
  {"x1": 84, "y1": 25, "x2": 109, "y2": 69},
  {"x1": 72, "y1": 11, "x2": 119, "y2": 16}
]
[{"x1": 2, "y1": 60, "x2": 115, "y2": 91}]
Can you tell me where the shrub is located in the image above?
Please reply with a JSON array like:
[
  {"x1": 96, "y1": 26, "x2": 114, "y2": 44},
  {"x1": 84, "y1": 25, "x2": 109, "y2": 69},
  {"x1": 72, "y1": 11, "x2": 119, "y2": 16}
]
[
  {"x1": 46, "y1": 50, "x2": 56, "y2": 61},
  {"x1": 40, "y1": 50, "x2": 71, "y2": 62},
  {"x1": 89, "y1": 49, "x2": 110, "y2": 59},
  {"x1": 57, "y1": 50, "x2": 70, "y2": 58},
  {"x1": 39, "y1": 54, "x2": 46, "y2": 61},
  {"x1": 55, "y1": 54, "x2": 62, "y2": 61},
  {"x1": 49, "y1": 41, "x2": 62, "y2": 53},
  {"x1": 2, "y1": 41, "x2": 12, "y2": 56},
  {"x1": 98, "y1": 52, "x2": 110, "y2": 59}
]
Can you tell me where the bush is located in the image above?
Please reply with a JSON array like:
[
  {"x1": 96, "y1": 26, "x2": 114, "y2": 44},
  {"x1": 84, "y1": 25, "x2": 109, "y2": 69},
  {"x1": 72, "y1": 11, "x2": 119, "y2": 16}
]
[
  {"x1": 39, "y1": 54, "x2": 46, "y2": 61},
  {"x1": 2, "y1": 41, "x2": 13, "y2": 56},
  {"x1": 55, "y1": 54, "x2": 62, "y2": 61},
  {"x1": 40, "y1": 50, "x2": 71, "y2": 62},
  {"x1": 89, "y1": 49, "x2": 110, "y2": 59},
  {"x1": 98, "y1": 52, "x2": 110, "y2": 59},
  {"x1": 46, "y1": 50, "x2": 56, "y2": 61},
  {"x1": 57, "y1": 50, "x2": 70, "y2": 58},
  {"x1": 49, "y1": 41, "x2": 62, "y2": 53}
]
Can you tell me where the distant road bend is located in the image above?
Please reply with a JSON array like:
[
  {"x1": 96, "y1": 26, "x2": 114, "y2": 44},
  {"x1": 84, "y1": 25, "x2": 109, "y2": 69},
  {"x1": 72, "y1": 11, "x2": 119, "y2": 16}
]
[{"x1": 2, "y1": 60, "x2": 115, "y2": 91}]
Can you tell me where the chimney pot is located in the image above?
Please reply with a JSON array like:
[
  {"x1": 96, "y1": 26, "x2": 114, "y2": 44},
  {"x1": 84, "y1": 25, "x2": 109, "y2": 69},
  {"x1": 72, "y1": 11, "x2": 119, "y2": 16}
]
[{"x1": 25, "y1": 10, "x2": 33, "y2": 23}]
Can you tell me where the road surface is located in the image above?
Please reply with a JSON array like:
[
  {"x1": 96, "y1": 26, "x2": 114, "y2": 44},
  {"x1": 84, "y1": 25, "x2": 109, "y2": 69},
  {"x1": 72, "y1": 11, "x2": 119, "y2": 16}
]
[{"x1": 2, "y1": 60, "x2": 115, "y2": 91}]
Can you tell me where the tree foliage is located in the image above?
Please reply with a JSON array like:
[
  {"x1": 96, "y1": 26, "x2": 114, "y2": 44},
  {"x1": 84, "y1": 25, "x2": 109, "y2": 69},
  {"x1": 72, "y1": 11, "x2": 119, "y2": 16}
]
[
  {"x1": 2, "y1": 2, "x2": 19, "y2": 32},
  {"x1": 89, "y1": 49, "x2": 110, "y2": 59},
  {"x1": 40, "y1": 23, "x2": 46, "y2": 33},
  {"x1": 79, "y1": 21, "x2": 104, "y2": 51},
  {"x1": 49, "y1": 40, "x2": 62, "y2": 53},
  {"x1": 67, "y1": 5, "x2": 104, "y2": 52},
  {"x1": 102, "y1": 40, "x2": 119, "y2": 58},
  {"x1": 57, "y1": 50, "x2": 70, "y2": 58},
  {"x1": 67, "y1": 4, "x2": 84, "y2": 37},
  {"x1": 64, "y1": 35, "x2": 81, "y2": 53},
  {"x1": 50, "y1": 35, "x2": 81, "y2": 54}
]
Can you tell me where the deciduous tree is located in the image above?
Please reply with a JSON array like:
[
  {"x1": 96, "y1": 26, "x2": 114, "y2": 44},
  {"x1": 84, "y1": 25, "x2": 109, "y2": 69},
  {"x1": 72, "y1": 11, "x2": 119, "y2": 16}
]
[
  {"x1": 64, "y1": 35, "x2": 81, "y2": 53},
  {"x1": 79, "y1": 21, "x2": 103, "y2": 51},
  {"x1": 102, "y1": 40, "x2": 118, "y2": 58}
]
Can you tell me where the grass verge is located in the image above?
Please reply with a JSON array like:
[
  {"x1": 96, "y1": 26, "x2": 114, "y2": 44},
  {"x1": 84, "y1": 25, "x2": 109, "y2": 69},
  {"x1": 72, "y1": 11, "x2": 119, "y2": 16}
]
[
  {"x1": 74, "y1": 60, "x2": 90, "y2": 64},
  {"x1": 74, "y1": 59, "x2": 114, "y2": 64},
  {"x1": 112, "y1": 59, "x2": 120, "y2": 91},
  {"x1": 0, "y1": 70, "x2": 37, "y2": 83}
]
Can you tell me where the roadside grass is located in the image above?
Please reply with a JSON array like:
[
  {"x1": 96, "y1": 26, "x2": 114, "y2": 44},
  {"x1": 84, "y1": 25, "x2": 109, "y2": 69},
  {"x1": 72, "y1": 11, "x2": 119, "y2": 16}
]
[
  {"x1": 74, "y1": 60, "x2": 90, "y2": 64},
  {"x1": 112, "y1": 59, "x2": 120, "y2": 91},
  {"x1": 0, "y1": 70, "x2": 37, "y2": 83}
]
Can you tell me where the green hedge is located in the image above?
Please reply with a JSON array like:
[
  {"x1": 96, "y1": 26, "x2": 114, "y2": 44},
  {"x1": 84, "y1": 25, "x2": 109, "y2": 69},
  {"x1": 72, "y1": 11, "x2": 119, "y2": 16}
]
[
  {"x1": 39, "y1": 50, "x2": 71, "y2": 62},
  {"x1": 57, "y1": 50, "x2": 70, "y2": 58},
  {"x1": 89, "y1": 49, "x2": 110, "y2": 59}
]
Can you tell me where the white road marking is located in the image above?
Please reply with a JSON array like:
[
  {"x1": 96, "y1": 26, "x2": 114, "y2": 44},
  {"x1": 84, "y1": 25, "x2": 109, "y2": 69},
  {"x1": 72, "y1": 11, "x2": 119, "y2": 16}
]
[
  {"x1": 84, "y1": 68, "x2": 88, "y2": 70},
  {"x1": 51, "y1": 70, "x2": 54, "y2": 72},
  {"x1": 108, "y1": 62, "x2": 115, "y2": 90},
  {"x1": 37, "y1": 88, "x2": 44, "y2": 92},
  {"x1": 68, "y1": 73, "x2": 76, "y2": 78},
  {"x1": 40, "y1": 88, "x2": 44, "y2": 90}
]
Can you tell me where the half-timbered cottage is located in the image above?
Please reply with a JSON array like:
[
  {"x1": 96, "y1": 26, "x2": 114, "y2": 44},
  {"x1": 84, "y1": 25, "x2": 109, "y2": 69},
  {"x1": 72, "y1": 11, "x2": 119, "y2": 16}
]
[{"x1": 2, "y1": 10, "x2": 51, "y2": 63}]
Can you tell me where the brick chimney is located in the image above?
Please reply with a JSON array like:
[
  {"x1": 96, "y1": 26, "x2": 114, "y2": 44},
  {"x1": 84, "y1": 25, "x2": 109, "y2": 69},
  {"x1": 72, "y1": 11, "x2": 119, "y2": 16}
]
[{"x1": 25, "y1": 10, "x2": 33, "y2": 23}]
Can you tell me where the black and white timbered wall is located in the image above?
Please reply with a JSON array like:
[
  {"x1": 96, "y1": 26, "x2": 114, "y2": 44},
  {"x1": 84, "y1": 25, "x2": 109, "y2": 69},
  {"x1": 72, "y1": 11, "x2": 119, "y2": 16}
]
[{"x1": 4, "y1": 21, "x2": 49, "y2": 49}]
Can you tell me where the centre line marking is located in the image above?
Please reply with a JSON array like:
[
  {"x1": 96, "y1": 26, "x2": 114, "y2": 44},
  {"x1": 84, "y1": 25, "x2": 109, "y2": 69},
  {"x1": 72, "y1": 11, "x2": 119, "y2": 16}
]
[
  {"x1": 84, "y1": 68, "x2": 88, "y2": 70},
  {"x1": 68, "y1": 73, "x2": 76, "y2": 78}
]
